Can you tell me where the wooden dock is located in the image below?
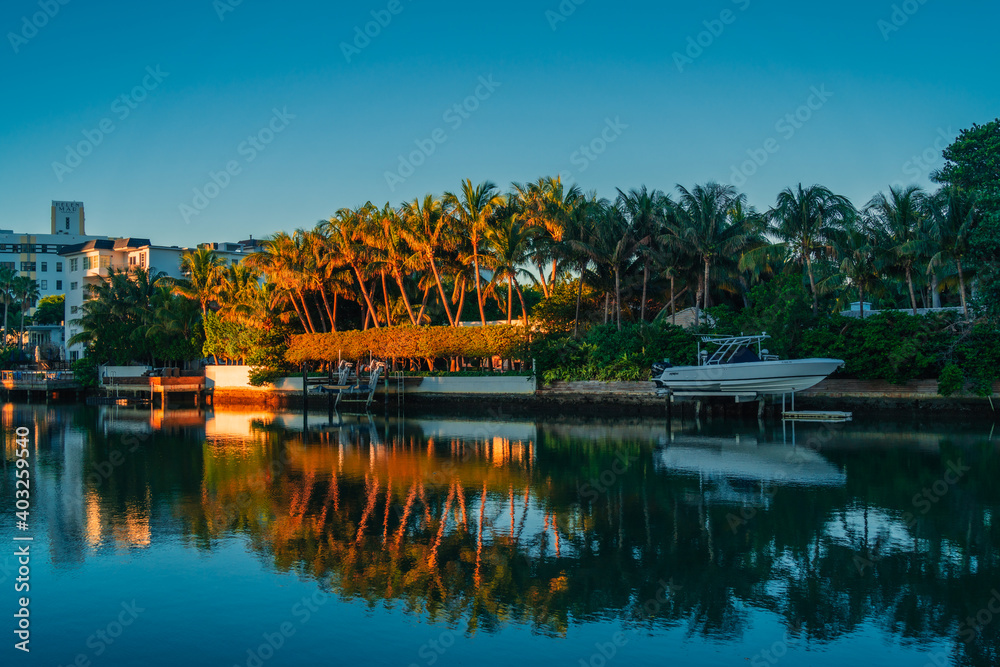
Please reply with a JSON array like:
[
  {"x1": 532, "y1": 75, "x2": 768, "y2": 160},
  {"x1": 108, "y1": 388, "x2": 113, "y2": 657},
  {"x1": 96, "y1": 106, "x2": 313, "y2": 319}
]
[
  {"x1": 102, "y1": 375, "x2": 209, "y2": 407},
  {"x1": 1, "y1": 370, "x2": 82, "y2": 400}
]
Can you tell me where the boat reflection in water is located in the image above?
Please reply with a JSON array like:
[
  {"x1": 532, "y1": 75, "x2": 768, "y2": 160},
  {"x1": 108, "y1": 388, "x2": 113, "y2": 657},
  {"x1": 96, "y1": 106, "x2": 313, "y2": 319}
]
[{"x1": 6, "y1": 404, "x2": 1000, "y2": 667}]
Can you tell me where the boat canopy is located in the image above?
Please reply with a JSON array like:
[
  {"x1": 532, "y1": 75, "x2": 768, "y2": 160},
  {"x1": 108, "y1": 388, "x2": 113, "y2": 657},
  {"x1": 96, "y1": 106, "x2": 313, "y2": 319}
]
[{"x1": 697, "y1": 334, "x2": 775, "y2": 366}]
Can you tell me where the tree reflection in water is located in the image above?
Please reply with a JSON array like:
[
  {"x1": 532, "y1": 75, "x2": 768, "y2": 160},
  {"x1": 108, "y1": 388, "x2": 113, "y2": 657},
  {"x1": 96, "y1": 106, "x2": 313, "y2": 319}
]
[{"x1": 18, "y1": 405, "x2": 1000, "y2": 667}]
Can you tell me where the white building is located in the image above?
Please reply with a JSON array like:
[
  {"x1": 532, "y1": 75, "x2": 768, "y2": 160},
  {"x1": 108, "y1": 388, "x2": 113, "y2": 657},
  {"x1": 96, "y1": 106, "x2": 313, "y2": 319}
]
[
  {"x1": 0, "y1": 201, "x2": 107, "y2": 304},
  {"x1": 60, "y1": 238, "x2": 253, "y2": 361}
]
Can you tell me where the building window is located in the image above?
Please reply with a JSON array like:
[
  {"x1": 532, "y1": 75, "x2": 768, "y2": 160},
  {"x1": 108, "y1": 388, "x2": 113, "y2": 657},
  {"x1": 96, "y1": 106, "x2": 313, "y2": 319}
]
[
  {"x1": 129, "y1": 256, "x2": 136, "y2": 266},
  {"x1": 70, "y1": 258, "x2": 78, "y2": 272},
  {"x1": 41, "y1": 262, "x2": 47, "y2": 272},
  {"x1": 139, "y1": 253, "x2": 146, "y2": 268},
  {"x1": 70, "y1": 306, "x2": 78, "y2": 314},
  {"x1": 70, "y1": 351, "x2": 78, "y2": 361},
  {"x1": 56, "y1": 280, "x2": 62, "y2": 290},
  {"x1": 82, "y1": 256, "x2": 90, "y2": 270},
  {"x1": 56, "y1": 262, "x2": 63, "y2": 272},
  {"x1": 65, "y1": 217, "x2": 70, "y2": 230},
  {"x1": 70, "y1": 282, "x2": 78, "y2": 291},
  {"x1": 0, "y1": 262, "x2": 13, "y2": 270},
  {"x1": 20, "y1": 262, "x2": 35, "y2": 272},
  {"x1": 100, "y1": 256, "x2": 111, "y2": 268},
  {"x1": 40, "y1": 280, "x2": 47, "y2": 290}
]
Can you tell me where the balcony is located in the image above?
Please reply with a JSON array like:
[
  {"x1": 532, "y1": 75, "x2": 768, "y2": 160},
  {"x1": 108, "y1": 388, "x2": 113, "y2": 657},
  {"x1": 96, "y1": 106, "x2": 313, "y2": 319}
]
[{"x1": 84, "y1": 264, "x2": 125, "y2": 280}]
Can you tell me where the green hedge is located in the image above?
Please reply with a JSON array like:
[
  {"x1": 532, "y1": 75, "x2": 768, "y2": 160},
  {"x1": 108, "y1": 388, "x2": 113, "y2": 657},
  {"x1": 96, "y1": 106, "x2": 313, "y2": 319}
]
[{"x1": 532, "y1": 322, "x2": 697, "y2": 384}]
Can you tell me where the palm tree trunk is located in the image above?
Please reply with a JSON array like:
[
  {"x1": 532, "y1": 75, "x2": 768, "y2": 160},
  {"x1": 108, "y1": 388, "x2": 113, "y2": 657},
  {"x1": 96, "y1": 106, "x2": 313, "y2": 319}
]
[
  {"x1": 805, "y1": 253, "x2": 818, "y2": 316},
  {"x1": 312, "y1": 294, "x2": 328, "y2": 332},
  {"x1": 416, "y1": 285, "x2": 431, "y2": 324},
  {"x1": 515, "y1": 283, "x2": 528, "y2": 326},
  {"x1": 455, "y1": 278, "x2": 467, "y2": 325},
  {"x1": 957, "y1": 259, "x2": 968, "y2": 319},
  {"x1": 536, "y1": 262, "x2": 550, "y2": 299},
  {"x1": 703, "y1": 258, "x2": 711, "y2": 311},
  {"x1": 391, "y1": 268, "x2": 418, "y2": 325},
  {"x1": 506, "y1": 275, "x2": 513, "y2": 324},
  {"x1": 550, "y1": 258, "x2": 558, "y2": 289},
  {"x1": 574, "y1": 272, "x2": 584, "y2": 337},
  {"x1": 670, "y1": 275, "x2": 676, "y2": 326},
  {"x1": 2, "y1": 301, "x2": 8, "y2": 348},
  {"x1": 931, "y1": 272, "x2": 941, "y2": 309},
  {"x1": 604, "y1": 292, "x2": 609, "y2": 324},
  {"x1": 614, "y1": 268, "x2": 622, "y2": 331},
  {"x1": 473, "y1": 251, "x2": 487, "y2": 325},
  {"x1": 380, "y1": 272, "x2": 392, "y2": 326},
  {"x1": 694, "y1": 277, "x2": 702, "y2": 328},
  {"x1": 906, "y1": 266, "x2": 917, "y2": 315},
  {"x1": 333, "y1": 293, "x2": 338, "y2": 330},
  {"x1": 296, "y1": 289, "x2": 317, "y2": 333},
  {"x1": 320, "y1": 286, "x2": 335, "y2": 329},
  {"x1": 859, "y1": 286, "x2": 865, "y2": 319},
  {"x1": 429, "y1": 257, "x2": 455, "y2": 326},
  {"x1": 640, "y1": 262, "x2": 649, "y2": 323},
  {"x1": 287, "y1": 292, "x2": 309, "y2": 331},
  {"x1": 351, "y1": 267, "x2": 380, "y2": 329}
]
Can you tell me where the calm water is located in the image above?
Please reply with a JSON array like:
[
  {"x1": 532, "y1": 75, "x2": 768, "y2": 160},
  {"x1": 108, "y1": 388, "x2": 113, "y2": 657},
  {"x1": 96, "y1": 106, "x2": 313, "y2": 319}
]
[{"x1": 2, "y1": 404, "x2": 999, "y2": 667}]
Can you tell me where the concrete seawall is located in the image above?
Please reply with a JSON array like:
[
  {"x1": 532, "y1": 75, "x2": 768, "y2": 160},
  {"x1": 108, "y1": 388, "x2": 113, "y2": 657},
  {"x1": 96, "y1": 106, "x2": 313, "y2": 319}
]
[{"x1": 203, "y1": 366, "x2": 998, "y2": 415}]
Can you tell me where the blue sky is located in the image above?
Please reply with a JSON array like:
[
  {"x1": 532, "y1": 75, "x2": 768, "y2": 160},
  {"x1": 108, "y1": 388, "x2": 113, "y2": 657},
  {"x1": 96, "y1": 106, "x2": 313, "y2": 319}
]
[{"x1": 0, "y1": 0, "x2": 996, "y2": 245}]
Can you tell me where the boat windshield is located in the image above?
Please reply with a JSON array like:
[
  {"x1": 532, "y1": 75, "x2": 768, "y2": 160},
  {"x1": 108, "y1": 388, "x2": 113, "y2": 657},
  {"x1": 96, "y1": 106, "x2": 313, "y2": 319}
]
[{"x1": 697, "y1": 334, "x2": 771, "y2": 366}]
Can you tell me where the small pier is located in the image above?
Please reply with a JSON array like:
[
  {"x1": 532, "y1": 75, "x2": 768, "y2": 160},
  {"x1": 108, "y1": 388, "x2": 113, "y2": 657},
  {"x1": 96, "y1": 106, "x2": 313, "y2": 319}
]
[
  {"x1": 1, "y1": 370, "x2": 83, "y2": 401},
  {"x1": 102, "y1": 373, "x2": 209, "y2": 408}
]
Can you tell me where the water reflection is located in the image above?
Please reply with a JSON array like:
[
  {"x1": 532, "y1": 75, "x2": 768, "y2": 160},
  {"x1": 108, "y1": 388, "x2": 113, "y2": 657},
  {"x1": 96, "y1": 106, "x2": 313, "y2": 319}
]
[{"x1": 3, "y1": 404, "x2": 999, "y2": 665}]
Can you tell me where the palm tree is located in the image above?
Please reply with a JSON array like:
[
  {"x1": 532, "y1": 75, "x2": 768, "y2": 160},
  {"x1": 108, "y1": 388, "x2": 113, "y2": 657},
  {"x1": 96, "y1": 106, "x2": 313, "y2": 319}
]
[
  {"x1": 563, "y1": 194, "x2": 604, "y2": 336},
  {"x1": 584, "y1": 202, "x2": 638, "y2": 330},
  {"x1": 13, "y1": 276, "x2": 39, "y2": 354},
  {"x1": 444, "y1": 180, "x2": 504, "y2": 325},
  {"x1": 484, "y1": 210, "x2": 538, "y2": 324},
  {"x1": 368, "y1": 203, "x2": 421, "y2": 325},
  {"x1": 70, "y1": 268, "x2": 166, "y2": 364},
  {"x1": 245, "y1": 231, "x2": 318, "y2": 332},
  {"x1": 769, "y1": 184, "x2": 856, "y2": 315},
  {"x1": 0, "y1": 266, "x2": 15, "y2": 348},
  {"x1": 321, "y1": 207, "x2": 383, "y2": 329},
  {"x1": 671, "y1": 182, "x2": 754, "y2": 323},
  {"x1": 834, "y1": 219, "x2": 885, "y2": 319},
  {"x1": 146, "y1": 285, "x2": 203, "y2": 365},
  {"x1": 616, "y1": 186, "x2": 668, "y2": 322},
  {"x1": 865, "y1": 185, "x2": 927, "y2": 315},
  {"x1": 216, "y1": 261, "x2": 264, "y2": 325},
  {"x1": 401, "y1": 195, "x2": 458, "y2": 326},
  {"x1": 513, "y1": 176, "x2": 583, "y2": 296},
  {"x1": 927, "y1": 186, "x2": 980, "y2": 318},
  {"x1": 176, "y1": 246, "x2": 225, "y2": 315}
]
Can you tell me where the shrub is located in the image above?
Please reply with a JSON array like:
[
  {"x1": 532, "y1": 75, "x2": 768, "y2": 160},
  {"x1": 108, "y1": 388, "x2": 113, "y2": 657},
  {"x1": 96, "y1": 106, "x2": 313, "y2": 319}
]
[
  {"x1": 533, "y1": 322, "x2": 696, "y2": 384},
  {"x1": 285, "y1": 326, "x2": 529, "y2": 365},
  {"x1": 938, "y1": 364, "x2": 965, "y2": 397},
  {"x1": 72, "y1": 356, "x2": 100, "y2": 389}
]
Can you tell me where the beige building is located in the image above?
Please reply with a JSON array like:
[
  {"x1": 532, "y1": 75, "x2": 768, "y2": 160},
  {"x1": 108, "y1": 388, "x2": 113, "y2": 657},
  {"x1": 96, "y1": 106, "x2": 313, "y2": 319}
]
[{"x1": 60, "y1": 238, "x2": 252, "y2": 361}]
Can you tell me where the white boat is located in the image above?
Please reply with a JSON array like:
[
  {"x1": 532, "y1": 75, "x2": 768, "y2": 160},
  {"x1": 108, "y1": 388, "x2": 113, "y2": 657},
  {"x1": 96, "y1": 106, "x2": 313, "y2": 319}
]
[{"x1": 652, "y1": 334, "x2": 843, "y2": 395}]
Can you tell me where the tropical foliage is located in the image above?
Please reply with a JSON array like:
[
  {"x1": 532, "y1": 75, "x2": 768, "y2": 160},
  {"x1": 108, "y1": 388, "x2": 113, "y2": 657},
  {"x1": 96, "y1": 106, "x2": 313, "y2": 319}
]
[{"x1": 60, "y1": 118, "x2": 997, "y2": 388}]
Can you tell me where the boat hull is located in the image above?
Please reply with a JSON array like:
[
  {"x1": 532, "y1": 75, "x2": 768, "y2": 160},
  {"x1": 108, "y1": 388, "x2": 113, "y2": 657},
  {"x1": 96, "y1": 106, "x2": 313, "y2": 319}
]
[{"x1": 654, "y1": 359, "x2": 844, "y2": 394}]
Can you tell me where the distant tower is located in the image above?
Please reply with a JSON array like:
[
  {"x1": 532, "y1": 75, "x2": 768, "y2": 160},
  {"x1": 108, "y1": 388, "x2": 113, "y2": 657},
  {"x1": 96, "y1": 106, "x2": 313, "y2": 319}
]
[{"x1": 51, "y1": 201, "x2": 85, "y2": 235}]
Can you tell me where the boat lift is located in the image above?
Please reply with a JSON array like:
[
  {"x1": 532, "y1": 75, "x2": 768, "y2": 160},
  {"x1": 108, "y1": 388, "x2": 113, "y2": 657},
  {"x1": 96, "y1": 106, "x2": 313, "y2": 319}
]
[
  {"x1": 304, "y1": 361, "x2": 385, "y2": 411},
  {"x1": 658, "y1": 333, "x2": 851, "y2": 421}
]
